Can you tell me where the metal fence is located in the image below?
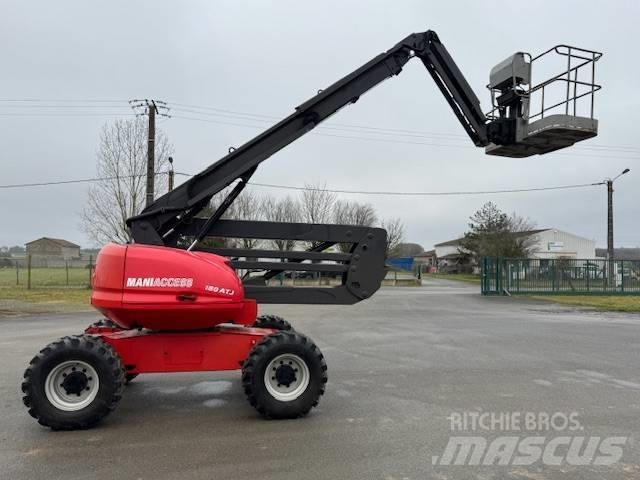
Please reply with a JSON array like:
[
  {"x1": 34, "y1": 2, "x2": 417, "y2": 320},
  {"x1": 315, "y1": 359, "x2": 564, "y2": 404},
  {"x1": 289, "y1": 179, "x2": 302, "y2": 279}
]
[
  {"x1": 481, "y1": 257, "x2": 640, "y2": 296},
  {"x1": 0, "y1": 255, "x2": 94, "y2": 289}
]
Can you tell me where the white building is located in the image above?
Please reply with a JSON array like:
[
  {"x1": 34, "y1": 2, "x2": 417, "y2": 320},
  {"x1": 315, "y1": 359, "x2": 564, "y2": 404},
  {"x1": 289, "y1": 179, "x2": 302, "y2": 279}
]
[
  {"x1": 527, "y1": 229, "x2": 595, "y2": 259},
  {"x1": 434, "y1": 228, "x2": 596, "y2": 265}
]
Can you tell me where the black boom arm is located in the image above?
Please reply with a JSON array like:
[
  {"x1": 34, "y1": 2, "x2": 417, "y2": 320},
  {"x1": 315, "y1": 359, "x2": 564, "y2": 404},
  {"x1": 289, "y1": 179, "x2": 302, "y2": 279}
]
[{"x1": 128, "y1": 30, "x2": 491, "y2": 245}]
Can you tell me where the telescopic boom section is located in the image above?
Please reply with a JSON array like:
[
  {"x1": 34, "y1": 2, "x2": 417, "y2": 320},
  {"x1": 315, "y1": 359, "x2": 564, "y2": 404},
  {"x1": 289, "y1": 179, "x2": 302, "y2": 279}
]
[{"x1": 127, "y1": 30, "x2": 490, "y2": 245}]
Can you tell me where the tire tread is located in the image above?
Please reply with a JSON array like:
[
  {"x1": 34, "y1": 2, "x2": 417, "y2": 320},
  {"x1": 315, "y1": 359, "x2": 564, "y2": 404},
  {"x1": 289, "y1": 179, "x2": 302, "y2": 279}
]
[
  {"x1": 241, "y1": 331, "x2": 327, "y2": 419},
  {"x1": 253, "y1": 315, "x2": 293, "y2": 331},
  {"x1": 21, "y1": 335, "x2": 125, "y2": 430}
]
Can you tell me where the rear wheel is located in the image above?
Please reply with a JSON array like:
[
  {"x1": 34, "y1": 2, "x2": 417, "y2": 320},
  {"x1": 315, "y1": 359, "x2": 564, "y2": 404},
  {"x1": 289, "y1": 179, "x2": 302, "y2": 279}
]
[
  {"x1": 242, "y1": 331, "x2": 327, "y2": 419},
  {"x1": 22, "y1": 335, "x2": 125, "y2": 430},
  {"x1": 253, "y1": 314, "x2": 293, "y2": 331}
]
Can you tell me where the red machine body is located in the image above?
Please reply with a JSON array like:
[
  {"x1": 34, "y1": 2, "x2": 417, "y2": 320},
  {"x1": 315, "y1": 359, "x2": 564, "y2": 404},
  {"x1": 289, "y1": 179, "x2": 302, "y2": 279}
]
[
  {"x1": 91, "y1": 243, "x2": 256, "y2": 331},
  {"x1": 87, "y1": 325, "x2": 269, "y2": 374}
]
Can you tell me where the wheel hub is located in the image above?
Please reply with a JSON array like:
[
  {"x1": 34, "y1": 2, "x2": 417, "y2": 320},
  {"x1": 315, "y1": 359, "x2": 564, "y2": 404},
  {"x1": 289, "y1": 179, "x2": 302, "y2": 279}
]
[
  {"x1": 274, "y1": 364, "x2": 297, "y2": 387},
  {"x1": 45, "y1": 360, "x2": 99, "y2": 411},
  {"x1": 264, "y1": 353, "x2": 310, "y2": 402},
  {"x1": 61, "y1": 371, "x2": 89, "y2": 395}
]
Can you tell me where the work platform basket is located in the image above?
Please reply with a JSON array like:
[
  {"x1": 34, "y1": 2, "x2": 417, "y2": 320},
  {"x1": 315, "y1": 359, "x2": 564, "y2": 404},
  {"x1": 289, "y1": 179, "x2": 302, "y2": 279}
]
[{"x1": 485, "y1": 45, "x2": 602, "y2": 157}]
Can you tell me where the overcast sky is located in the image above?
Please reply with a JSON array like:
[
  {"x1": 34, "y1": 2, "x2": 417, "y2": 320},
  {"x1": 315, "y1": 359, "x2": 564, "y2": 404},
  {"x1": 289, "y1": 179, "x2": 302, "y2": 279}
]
[{"x1": 1, "y1": 1, "x2": 638, "y2": 250}]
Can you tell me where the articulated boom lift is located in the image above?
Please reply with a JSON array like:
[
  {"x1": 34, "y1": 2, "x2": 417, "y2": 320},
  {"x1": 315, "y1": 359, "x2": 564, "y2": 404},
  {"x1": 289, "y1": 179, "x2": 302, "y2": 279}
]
[{"x1": 22, "y1": 31, "x2": 601, "y2": 430}]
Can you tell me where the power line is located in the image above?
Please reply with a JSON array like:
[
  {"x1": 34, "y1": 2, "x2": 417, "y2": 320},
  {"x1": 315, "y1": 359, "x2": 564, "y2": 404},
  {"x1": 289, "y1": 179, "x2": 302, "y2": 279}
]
[
  {"x1": 170, "y1": 114, "x2": 640, "y2": 160},
  {"x1": 173, "y1": 172, "x2": 606, "y2": 196},
  {"x1": 0, "y1": 98, "x2": 128, "y2": 103},
  {"x1": 2, "y1": 98, "x2": 639, "y2": 161},
  {"x1": 0, "y1": 173, "x2": 169, "y2": 189},
  {"x1": 170, "y1": 114, "x2": 472, "y2": 149},
  {"x1": 170, "y1": 109, "x2": 473, "y2": 141},
  {"x1": 0, "y1": 112, "x2": 136, "y2": 117},
  {"x1": 169, "y1": 104, "x2": 469, "y2": 140},
  {"x1": 0, "y1": 99, "x2": 135, "y2": 118},
  {"x1": 128, "y1": 99, "x2": 171, "y2": 117},
  {"x1": 166, "y1": 105, "x2": 640, "y2": 156},
  {"x1": 2, "y1": 97, "x2": 639, "y2": 154},
  {"x1": 249, "y1": 181, "x2": 608, "y2": 196},
  {"x1": 0, "y1": 170, "x2": 610, "y2": 197},
  {"x1": 165, "y1": 101, "x2": 640, "y2": 154},
  {"x1": 0, "y1": 104, "x2": 130, "y2": 109}
]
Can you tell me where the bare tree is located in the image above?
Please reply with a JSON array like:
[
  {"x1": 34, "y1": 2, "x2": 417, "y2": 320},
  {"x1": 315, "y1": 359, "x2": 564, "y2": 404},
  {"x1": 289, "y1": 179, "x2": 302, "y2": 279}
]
[
  {"x1": 230, "y1": 189, "x2": 266, "y2": 249},
  {"x1": 188, "y1": 188, "x2": 232, "y2": 249},
  {"x1": 207, "y1": 186, "x2": 238, "y2": 220},
  {"x1": 264, "y1": 195, "x2": 301, "y2": 252},
  {"x1": 381, "y1": 217, "x2": 405, "y2": 258},
  {"x1": 201, "y1": 187, "x2": 268, "y2": 249},
  {"x1": 300, "y1": 183, "x2": 337, "y2": 224},
  {"x1": 333, "y1": 200, "x2": 377, "y2": 252},
  {"x1": 81, "y1": 118, "x2": 173, "y2": 244},
  {"x1": 333, "y1": 200, "x2": 377, "y2": 226},
  {"x1": 300, "y1": 183, "x2": 337, "y2": 249},
  {"x1": 507, "y1": 211, "x2": 538, "y2": 256}
]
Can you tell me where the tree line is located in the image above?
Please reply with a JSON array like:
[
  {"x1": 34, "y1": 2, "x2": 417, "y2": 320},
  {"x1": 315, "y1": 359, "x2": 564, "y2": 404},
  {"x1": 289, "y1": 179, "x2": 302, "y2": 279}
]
[
  {"x1": 207, "y1": 185, "x2": 405, "y2": 256},
  {"x1": 81, "y1": 118, "x2": 405, "y2": 256}
]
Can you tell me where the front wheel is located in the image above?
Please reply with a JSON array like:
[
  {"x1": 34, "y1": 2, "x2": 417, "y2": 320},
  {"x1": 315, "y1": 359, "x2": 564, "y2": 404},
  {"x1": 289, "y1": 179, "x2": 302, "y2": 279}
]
[
  {"x1": 21, "y1": 335, "x2": 125, "y2": 430},
  {"x1": 242, "y1": 331, "x2": 327, "y2": 419}
]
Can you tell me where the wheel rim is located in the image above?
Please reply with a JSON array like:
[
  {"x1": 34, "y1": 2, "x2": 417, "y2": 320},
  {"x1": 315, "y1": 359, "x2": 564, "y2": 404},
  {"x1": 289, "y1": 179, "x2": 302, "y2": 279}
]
[
  {"x1": 45, "y1": 360, "x2": 100, "y2": 411},
  {"x1": 264, "y1": 353, "x2": 310, "y2": 402}
]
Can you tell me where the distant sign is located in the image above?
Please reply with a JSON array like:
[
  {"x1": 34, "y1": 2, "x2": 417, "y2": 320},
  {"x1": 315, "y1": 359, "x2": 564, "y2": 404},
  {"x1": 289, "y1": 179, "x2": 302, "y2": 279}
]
[{"x1": 548, "y1": 241, "x2": 564, "y2": 251}]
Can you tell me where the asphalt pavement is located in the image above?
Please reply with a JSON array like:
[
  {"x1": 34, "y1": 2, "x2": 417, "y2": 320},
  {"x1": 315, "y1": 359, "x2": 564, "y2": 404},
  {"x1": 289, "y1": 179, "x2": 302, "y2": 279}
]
[{"x1": 1, "y1": 279, "x2": 639, "y2": 479}]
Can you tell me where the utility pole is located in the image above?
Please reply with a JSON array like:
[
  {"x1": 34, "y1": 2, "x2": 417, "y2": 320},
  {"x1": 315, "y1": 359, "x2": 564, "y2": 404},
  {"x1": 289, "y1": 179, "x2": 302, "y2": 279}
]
[
  {"x1": 604, "y1": 168, "x2": 630, "y2": 286},
  {"x1": 146, "y1": 100, "x2": 157, "y2": 207},
  {"x1": 606, "y1": 178, "x2": 614, "y2": 288},
  {"x1": 129, "y1": 99, "x2": 170, "y2": 206},
  {"x1": 607, "y1": 178, "x2": 614, "y2": 263}
]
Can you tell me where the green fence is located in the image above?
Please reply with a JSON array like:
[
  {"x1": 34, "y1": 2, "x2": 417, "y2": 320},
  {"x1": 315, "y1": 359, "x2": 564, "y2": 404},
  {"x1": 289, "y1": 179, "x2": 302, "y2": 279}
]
[
  {"x1": 0, "y1": 257, "x2": 94, "y2": 289},
  {"x1": 481, "y1": 257, "x2": 640, "y2": 296}
]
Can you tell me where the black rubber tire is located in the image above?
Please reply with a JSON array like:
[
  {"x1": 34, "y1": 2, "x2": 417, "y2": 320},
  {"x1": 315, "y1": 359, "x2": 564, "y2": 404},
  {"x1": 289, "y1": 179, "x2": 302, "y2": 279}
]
[
  {"x1": 21, "y1": 335, "x2": 125, "y2": 430},
  {"x1": 253, "y1": 315, "x2": 293, "y2": 331},
  {"x1": 242, "y1": 331, "x2": 327, "y2": 419}
]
